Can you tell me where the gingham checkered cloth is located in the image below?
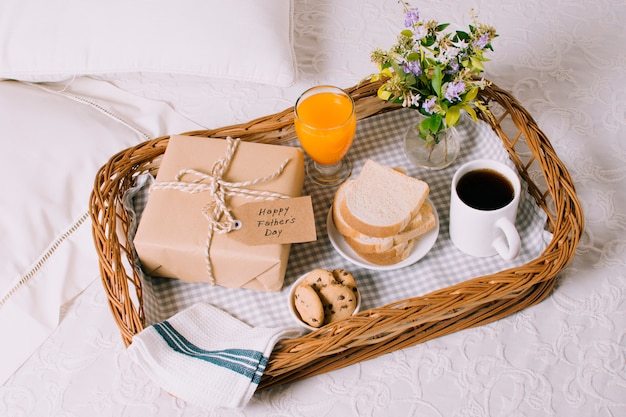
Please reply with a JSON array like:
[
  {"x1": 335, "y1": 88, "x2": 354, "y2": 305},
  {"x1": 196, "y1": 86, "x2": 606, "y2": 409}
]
[{"x1": 123, "y1": 108, "x2": 549, "y2": 327}]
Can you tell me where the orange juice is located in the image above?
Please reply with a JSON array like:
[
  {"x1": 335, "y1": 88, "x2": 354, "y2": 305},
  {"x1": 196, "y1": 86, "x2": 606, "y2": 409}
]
[{"x1": 294, "y1": 91, "x2": 356, "y2": 165}]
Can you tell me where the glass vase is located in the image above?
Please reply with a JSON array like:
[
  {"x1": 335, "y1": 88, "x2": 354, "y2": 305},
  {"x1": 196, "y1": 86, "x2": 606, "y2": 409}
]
[{"x1": 403, "y1": 121, "x2": 460, "y2": 170}]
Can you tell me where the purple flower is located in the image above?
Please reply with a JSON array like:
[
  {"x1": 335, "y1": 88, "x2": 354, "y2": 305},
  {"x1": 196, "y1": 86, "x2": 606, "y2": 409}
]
[
  {"x1": 402, "y1": 60, "x2": 422, "y2": 76},
  {"x1": 422, "y1": 97, "x2": 437, "y2": 114},
  {"x1": 445, "y1": 60, "x2": 460, "y2": 74},
  {"x1": 404, "y1": 8, "x2": 420, "y2": 27},
  {"x1": 443, "y1": 80, "x2": 465, "y2": 102},
  {"x1": 473, "y1": 33, "x2": 489, "y2": 50}
]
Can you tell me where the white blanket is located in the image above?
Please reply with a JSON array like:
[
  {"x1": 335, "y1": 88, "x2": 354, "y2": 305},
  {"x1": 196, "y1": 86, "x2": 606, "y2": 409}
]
[{"x1": 1, "y1": 0, "x2": 624, "y2": 416}]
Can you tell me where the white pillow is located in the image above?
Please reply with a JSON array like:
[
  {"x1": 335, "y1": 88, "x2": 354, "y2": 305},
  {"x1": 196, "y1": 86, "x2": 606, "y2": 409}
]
[
  {"x1": 0, "y1": 78, "x2": 201, "y2": 385},
  {"x1": 0, "y1": 0, "x2": 296, "y2": 87}
]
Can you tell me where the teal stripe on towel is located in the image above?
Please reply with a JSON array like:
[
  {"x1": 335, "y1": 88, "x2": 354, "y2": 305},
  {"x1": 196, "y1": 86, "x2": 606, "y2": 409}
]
[{"x1": 152, "y1": 321, "x2": 267, "y2": 384}]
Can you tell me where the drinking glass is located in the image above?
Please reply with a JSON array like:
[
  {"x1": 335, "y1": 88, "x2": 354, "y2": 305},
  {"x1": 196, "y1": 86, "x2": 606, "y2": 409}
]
[{"x1": 294, "y1": 85, "x2": 356, "y2": 186}]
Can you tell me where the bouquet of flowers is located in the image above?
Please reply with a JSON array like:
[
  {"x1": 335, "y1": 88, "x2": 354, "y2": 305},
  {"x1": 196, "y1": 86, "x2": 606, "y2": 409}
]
[{"x1": 371, "y1": 2, "x2": 498, "y2": 146}]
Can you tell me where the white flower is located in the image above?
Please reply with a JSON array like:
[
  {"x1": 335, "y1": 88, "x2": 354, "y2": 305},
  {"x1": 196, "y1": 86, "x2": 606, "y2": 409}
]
[
  {"x1": 454, "y1": 39, "x2": 469, "y2": 50},
  {"x1": 411, "y1": 92, "x2": 422, "y2": 107},
  {"x1": 439, "y1": 46, "x2": 460, "y2": 64},
  {"x1": 413, "y1": 26, "x2": 428, "y2": 40},
  {"x1": 402, "y1": 92, "x2": 422, "y2": 108}
]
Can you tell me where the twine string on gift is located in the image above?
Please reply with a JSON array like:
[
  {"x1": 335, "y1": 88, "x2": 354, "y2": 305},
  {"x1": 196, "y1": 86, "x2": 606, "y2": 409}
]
[{"x1": 150, "y1": 137, "x2": 291, "y2": 285}]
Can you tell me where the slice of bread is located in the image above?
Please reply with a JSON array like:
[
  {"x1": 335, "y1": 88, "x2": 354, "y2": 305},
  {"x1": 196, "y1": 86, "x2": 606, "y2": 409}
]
[
  {"x1": 331, "y1": 160, "x2": 435, "y2": 266},
  {"x1": 339, "y1": 159, "x2": 429, "y2": 238},
  {"x1": 348, "y1": 238, "x2": 417, "y2": 266},
  {"x1": 344, "y1": 201, "x2": 436, "y2": 254}
]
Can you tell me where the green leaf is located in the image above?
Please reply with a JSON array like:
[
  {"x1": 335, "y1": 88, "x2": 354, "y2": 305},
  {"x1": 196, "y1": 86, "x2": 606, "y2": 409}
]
[
  {"x1": 419, "y1": 114, "x2": 443, "y2": 143},
  {"x1": 445, "y1": 106, "x2": 461, "y2": 127},
  {"x1": 462, "y1": 105, "x2": 478, "y2": 121},
  {"x1": 464, "y1": 87, "x2": 478, "y2": 102},
  {"x1": 401, "y1": 29, "x2": 413, "y2": 37},
  {"x1": 436, "y1": 23, "x2": 450, "y2": 31},
  {"x1": 422, "y1": 114, "x2": 442, "y2": 133},
  {"x1": 390, "y1": 61, "x2": 403, "y2": 75},
  {"x1": 406, "y1": 51, "x2": 420, "y2": 62},
  {"x1": 470, "y1": 56, "x2": 485, "y2": 71},
  {"x1": 431, "y1": 65, "x2": 443, "y2": 95},
  {"x1": 377, "y1": 85, "x2": 392, "y2": 101},
  {"x1": 456, "y1": 30, "x2": 471, "y2": 41}
]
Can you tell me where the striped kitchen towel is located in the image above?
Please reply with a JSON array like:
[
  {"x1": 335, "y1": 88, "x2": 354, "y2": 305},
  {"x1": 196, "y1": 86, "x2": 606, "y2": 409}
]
[{"x1": 127, "y1": 303, "x2": 302, "y2": 410}]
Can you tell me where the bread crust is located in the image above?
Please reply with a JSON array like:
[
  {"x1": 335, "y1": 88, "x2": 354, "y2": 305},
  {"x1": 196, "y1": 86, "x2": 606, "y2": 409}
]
[
  {"x1": 332, "y1": 181, "x2": 364, "y2": 239},
  {"x1": 349, "y1": 238, "x2": 417, "y2": 266},
  {"x1": 342, "y1": 201, "x2": 435, "y2": 253}
]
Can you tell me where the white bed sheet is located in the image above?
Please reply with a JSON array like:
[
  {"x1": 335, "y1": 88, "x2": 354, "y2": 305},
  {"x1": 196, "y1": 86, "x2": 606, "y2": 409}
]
[{"x1": 1, "y1": 0, "x2": 625, "y2": 416}]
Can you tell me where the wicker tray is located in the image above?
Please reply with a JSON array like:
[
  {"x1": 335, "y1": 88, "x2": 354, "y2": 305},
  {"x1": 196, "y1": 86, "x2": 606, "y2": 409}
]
[{"x1": 89, "y1": 80, "x2": 583, "y2": 391}]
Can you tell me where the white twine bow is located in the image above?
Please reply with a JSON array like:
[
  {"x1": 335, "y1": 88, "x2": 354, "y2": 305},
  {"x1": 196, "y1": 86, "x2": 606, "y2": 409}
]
[{"x1": 150, "y1": 137, "x2": 291, "y2": 285}]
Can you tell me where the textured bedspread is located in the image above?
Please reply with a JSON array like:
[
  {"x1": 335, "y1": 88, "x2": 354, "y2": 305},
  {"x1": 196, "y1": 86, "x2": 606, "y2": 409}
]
[{"x1": 1, "y1": 1, "x2": 624, "y2": 415}]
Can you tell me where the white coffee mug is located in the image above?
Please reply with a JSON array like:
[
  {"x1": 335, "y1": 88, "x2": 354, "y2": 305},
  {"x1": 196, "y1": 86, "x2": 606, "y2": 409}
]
[{"x1": 449, "y1": 159, "x2": 521, "y2": 260}]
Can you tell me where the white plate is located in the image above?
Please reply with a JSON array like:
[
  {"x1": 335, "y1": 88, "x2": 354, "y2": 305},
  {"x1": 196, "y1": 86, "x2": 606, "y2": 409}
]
[{"x1": 326, "y1": 199, "x2": 440, "y2": 271}]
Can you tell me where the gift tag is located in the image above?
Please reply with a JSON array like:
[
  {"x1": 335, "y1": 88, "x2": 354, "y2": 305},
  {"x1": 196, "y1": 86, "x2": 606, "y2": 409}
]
[{"x1": 229, "y1": 196, "x2": 317, "y2": 245}]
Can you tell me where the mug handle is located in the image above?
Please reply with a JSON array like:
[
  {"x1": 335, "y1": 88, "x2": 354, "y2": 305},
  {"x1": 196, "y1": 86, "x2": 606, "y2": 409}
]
[{"x1": 492, "y1": 218, "x2": 521, "y2": 260}]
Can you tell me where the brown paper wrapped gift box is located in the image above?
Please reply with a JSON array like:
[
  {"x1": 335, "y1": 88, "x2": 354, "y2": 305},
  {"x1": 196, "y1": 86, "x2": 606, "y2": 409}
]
[{"x1": 133, "y1": 135, "x2": 305, "y2": 292}]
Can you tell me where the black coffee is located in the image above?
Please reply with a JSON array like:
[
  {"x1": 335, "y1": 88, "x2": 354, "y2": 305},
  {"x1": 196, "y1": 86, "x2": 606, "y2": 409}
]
[{"x1": 456, "y1": 168, "x2": 514, "y2": 210}]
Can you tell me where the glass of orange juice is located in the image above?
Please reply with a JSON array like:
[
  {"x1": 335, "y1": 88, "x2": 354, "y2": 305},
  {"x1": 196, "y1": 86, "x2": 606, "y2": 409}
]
[{"x1": 294, "y1": 85, "x2": 356, "y2": 186}]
